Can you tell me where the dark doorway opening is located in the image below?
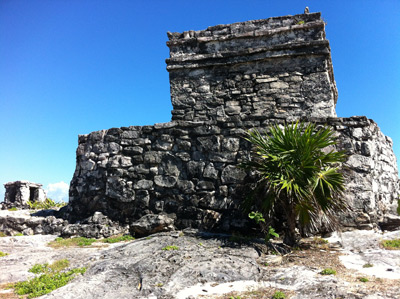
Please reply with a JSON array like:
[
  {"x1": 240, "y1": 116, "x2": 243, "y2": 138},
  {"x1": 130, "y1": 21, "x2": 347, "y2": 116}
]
[
  {"x1": 29, "y1": 187, "x2": 37, "y2": 202},
  {"x1": 8, "y1": 187, "x2": 17, "y2": 202}
]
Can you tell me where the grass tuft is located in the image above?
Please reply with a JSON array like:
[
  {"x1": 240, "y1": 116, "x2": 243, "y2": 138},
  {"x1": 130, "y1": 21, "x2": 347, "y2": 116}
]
[
  {"x1": 272, "y1": 291, "x2": 286, "y2": 299},
  {"x1": 48, "y1": 237, "x2": 97, "y2": 248},
  {"x1": 381, "y1": 239, "x2": 400, "y2": 250},
  {"x1": 102, "y1": 235, "x2": 135, "y2": 243},
  {"x1": 363, "y1": 263, "x2": 373, "y2": 268},
  {"x1": 0, "y1": 251, "x2": 9, "y2": 257},
  {"x1": 320, "y1": 268, "x2": 336, "y2": 275},
  {"x1": 162, "y1": 245, "x2": 179, "y2": 251}
]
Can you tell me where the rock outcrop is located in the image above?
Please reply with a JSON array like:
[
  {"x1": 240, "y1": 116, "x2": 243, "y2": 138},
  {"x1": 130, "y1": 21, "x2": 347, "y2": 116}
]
[
  {"x1": 1, "y1": 230, "x2": 398, "y2": 299},
  {"x1": 64, "y1": 12, "x2": 399, "y2": 234}
]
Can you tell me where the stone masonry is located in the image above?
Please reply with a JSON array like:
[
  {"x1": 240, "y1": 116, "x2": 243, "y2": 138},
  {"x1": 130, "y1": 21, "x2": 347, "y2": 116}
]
[
  {"x1": 66, "y1": 12, "x2": 399, "y2": 234},
  {"x1": 3, "y1": 181, "x2": 46, "y2": 209},
  {"x1": 167, "y1": 12, "x2": 337, "y2": 122}
]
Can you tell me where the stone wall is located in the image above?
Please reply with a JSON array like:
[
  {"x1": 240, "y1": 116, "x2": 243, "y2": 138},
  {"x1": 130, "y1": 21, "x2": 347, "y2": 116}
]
[
  {"x1": 66, "y1": 12, "x2": 399, "y2": 234},
  {"x1": 67, "y1": 115, "x2": 399, "y2": 232}
]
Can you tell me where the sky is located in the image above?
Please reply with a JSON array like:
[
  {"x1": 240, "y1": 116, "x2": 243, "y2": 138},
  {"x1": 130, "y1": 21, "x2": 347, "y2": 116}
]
[{"x1": 0, "y1": 0, "x2": 399, "y2": 202}]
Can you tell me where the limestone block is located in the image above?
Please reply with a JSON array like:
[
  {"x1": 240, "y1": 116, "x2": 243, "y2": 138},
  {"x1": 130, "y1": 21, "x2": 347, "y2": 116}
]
[
  {"x1": 129, "y1": 214, "x2": 175, "y2": 236},
  {"x1": 154, "y1": 175, "x2": 177, "y2": 188},
  {"x1": 134, "y1": 180, "x2": 154, "y2": 190},
  {"x1": 221, "y1": 165, "x2": 246, "y2": 184},
  {"x1": 203, "y1": 163, "x2": 219, "y2": 179}
]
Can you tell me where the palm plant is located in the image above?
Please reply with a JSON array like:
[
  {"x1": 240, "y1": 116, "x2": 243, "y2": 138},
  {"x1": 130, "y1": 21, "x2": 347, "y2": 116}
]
[{"x1": 240, "y1": 122, "x2": 347, "y2": 246}]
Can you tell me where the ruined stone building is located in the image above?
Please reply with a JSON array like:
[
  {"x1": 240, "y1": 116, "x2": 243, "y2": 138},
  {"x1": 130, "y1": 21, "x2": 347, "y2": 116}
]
[
  {"x1": 3, "y1": 181, "x2": 46, "y2": 209},
  {"x1": 66, "y1": 12, "x2": 399, "y2": 233}
]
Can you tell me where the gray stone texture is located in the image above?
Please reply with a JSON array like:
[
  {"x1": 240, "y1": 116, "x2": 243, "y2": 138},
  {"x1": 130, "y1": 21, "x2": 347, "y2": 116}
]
[
  {"x1": 65, "y1": 12, "x2": 399, "y2": 234},
  {"x1": 166, "y1": 12, "x2": 337, "y2": 122},
  {"x1": 3, "y1": 181, "x2": 47, "y2": 209}
]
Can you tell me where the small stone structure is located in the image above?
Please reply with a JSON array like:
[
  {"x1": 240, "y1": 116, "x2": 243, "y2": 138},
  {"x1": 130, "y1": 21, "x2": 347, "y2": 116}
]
[
  {"x1": 66, "y1": 12, "x2": 399, "y2": 233},
  {"x1": 3, "y1": 181, "x2": 46, "y2": 209}
]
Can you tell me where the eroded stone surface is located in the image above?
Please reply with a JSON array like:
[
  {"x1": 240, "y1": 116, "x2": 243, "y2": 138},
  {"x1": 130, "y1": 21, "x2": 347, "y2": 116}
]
[{"x1": 2, "y1": 230, "x2": 399, "y2": 299}]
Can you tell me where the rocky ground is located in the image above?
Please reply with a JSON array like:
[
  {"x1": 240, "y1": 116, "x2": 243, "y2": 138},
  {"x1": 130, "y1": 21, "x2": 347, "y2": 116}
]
[{"x1": 0, "y1": 228, "x2": 399, "y2": 299}]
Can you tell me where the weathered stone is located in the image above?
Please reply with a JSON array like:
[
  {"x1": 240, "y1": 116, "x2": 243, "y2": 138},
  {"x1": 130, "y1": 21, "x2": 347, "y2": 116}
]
[
  {"x1": 379, "y1": 215, "x2": 400, "y2": 231},
  {"x1": 221, "y1": 165, "x2": 247, "y2": 184},
  {"x1": 203, "y1": 163, "x2": 219, "y2": 179},
  {"x1": 65, "y1": 12, "x2": 399, "y2": 235},
  {"x1": 3, "y1": 181, "x2": 47, "y2": 209},
  {"x1": 154, "y1": 175, "x2": 177, "y2": 188},
  {"x1": 129, "y1": 214, "x2": 175, "y2": 235},
  {"x1": 134, "y1": 179, "x2": 153, "y2": 190}
]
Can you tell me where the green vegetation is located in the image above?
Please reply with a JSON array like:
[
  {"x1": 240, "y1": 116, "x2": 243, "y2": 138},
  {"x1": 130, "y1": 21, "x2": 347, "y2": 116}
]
[
  {"x1": 0, "y1": 232, "x2": 6, "y2": 237},
  {"x1": 10, "y1": 259, "x2": 85, "y2": 298},
  {"x1": 48, "y1": 235, "x2": 135, "y2": 248},
  {"x1": 101, "y1": 235, "x2": 135, "y2": 243},
  {"x1": 0, "y1": 251, "x2": 9, "y2": 257},
  {"x1": 27, "y1": 198, "x2": 66, "y2": 210},
  {"x1": 359, "y1": 277, "x2": 369, "y2": 282},
  {"x1": 15, "y1": 233, "x2": 24, "y2": 236},
  {"x1": 240, "y1": 122, "x2": 347, "y2": 246},
  {"x1": 297, "y1": 20, "x2": 305, "y2": 25},
  {"x1": 381, "y1": 239, "x2": 400, "y2": 250},
  {"x1": 397, "y1": 195, "x2": 400, "y2": 216},
  {"x1": 8, "y1": 207, "x2": 18, "y2": 211},
  {"x1": 363, "y1": 263, "x2": 373, "y2": 268},
  {"x1": 248, "y1": 211, "x2": 279, "y2": 253},
  {"x1": 320, "y1": 268, "x2": 336, "y2": 275},
  {"x1": 162, "y1": 245, "x2": 179, "y2": 251},
  {"x1": 48, "y1": 237, "x2": 97, "y2": 248},
  {"x1": 13, "y1": 266, "x2": 86, "y2": 298},
  {"x1": 272, "y1": 291, "x2": 286, "y2": 299},
  {"x1": 29, "y1": 259, "x2": 70, "y2": 274}
]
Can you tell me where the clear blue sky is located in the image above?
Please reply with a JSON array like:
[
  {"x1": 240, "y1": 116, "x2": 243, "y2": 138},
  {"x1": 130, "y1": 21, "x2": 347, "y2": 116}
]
[{"x1": 1, "y1": 0, "x2": 399, "y2": 202}]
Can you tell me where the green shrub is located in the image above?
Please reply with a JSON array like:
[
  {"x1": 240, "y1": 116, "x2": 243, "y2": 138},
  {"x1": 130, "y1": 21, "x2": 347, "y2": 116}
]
[
  {"x1": 27, "y1": 198, "x2": 66, "y2": 210},
  {"x1": 162, "y1": 245, "x2": 179, "y2": 251},
  {"x1": 0, "y1": 232, "x2": 6, "y2": 237},
  {"x1": 14, "y1": 267, "x2": 86, "y2": 298},
  {"x1": 29, "y1": 259, "x2": 70, "y2": 274},
  {"x1": 0, "y1": 251, "x2": 9, "y2": 257},
  {"x1": 29, "y1": 263, "x2": 49, "y2": 274},
  {"x1": 15, "y1": 233, "x2": 24, "y2": 236},
  {"x1": 8, "y1": 207, "x2": 18, "y2": 211},
  {"x1": 359, "y1": 277, "x2": 369, "y2": 282},
  {"x1": 102, "y1": 235, "x2": 135, "y2": 243},
  {"x1": 272, "y1": 291, "x2": 286, "y2": 299},
  {"x1": 320, "y1": 268, "x2": 336, "y2": 275},
  {"x1": 240, "y1": 122, "x2": 347, "y2": 246},
  {"x1": 381, "y1": 239, "x2": 400, "y2": 250}
]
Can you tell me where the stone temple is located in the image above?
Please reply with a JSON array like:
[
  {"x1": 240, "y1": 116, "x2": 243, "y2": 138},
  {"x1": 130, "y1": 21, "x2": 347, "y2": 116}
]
[
  {"x1": 65, "y1": 12, "x2": 399, "y2": 234},
  {"x1": 3, "y1": 181, "x2": 47, "y2": 209}
]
